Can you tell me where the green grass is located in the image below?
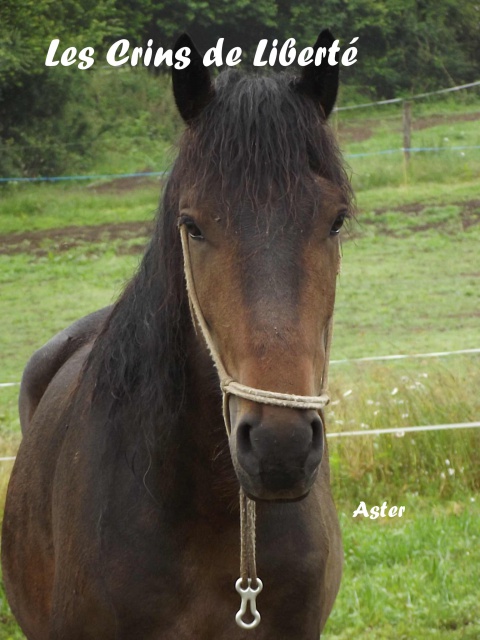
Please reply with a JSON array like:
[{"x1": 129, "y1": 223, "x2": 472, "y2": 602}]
[
  {"x1": 356, "y1": 179, "x2": 480, "y2": 211},
  {"x1": 324, "y1": 494, "x2": 480, "y2": 639},
  {"x1": 336, "y1": 224, "x2": 480, "y2": 358},
  {"x1": 0, "y1": 243, "x2": 140, "y2": 381},
  {"x1": 0, "y1": 182, "x2": 161, "y2": 234},
  {"x1": 347, "y1": 146, "x2": 480, "y2": 191}
]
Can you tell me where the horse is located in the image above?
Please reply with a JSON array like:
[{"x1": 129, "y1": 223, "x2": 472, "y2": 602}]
[{"x1": 2, "y1": 30, "x2": 353, "y2": 639}]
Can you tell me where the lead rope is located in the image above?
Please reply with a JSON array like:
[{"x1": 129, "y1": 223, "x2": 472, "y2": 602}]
[
  {"x1": 235, "y1": 488, "x2": 262, "y2": 629},
  {"x1": 179, "y1": 225, "x2": 338, "y2": 629}
]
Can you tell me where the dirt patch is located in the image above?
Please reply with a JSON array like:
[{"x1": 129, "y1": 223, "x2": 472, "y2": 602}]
[
  {"x1": 413, "y1": 111, "x2": 480, "y2": 131},
  {"x1": 2, "y1": 198, "x2": 479, "y2": 255},
  {"x1": 445, "y1": 311, "x2": 480, "y2": 321},
  {"x1": 0, "y1": 221, "x2": 152, "y2": 256},
  {"x1": 460, "y1": 199, "x2": 480, "y2": 230},
  {"x1": 88, "y1": 174, "x2": 165, "y2": 194},
  {"x1": 373, "y1": 202, "x2": 426, "y2": 215},
  {"x1": 337, "y1": 123, "x2": 374, "y2": 143},
  {"x1": 337, "y1": 111, "x2": 480, "y2": 143},
  {"x1": 372, "y1": 198, "x2": 479, "y2": 218},
  {"x1": 354, "y1": 198, "x2": 480, "y2": 236}
]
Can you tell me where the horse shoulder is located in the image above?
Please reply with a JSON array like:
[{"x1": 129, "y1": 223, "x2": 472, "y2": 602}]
[
  {"x1": 19, "y1": 306, "x2": 112, "y2": 433},
  {"x1": 3, "y1": 330, "x2": 115, "y2": 640}
]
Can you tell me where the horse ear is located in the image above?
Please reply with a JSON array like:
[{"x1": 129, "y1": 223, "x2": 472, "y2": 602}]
[
  {"x1": 296, "y1": 29, "x2": 339, "y2": 119},
  {"x1": 172, "y1": 33, "x2": 214, "y2": 124}
]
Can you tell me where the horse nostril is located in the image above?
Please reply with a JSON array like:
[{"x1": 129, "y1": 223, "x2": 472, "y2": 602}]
[
  {"x1": 311, "y1": 414, "x2": 324, "y2": 451},
  {"x1": 236, "y1": 417, "x2": 254, "y2": 456}
]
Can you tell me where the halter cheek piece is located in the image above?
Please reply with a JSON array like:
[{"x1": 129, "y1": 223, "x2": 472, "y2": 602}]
[{"x1": 179, "y1": 224, "x2": 336, "y2": 629}]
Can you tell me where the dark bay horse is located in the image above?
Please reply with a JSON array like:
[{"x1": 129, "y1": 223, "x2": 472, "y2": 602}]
[{"x1": 2, "y1": 31, "x2": 353, "y2": 639}]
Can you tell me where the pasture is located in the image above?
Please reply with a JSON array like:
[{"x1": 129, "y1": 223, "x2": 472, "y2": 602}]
[{"x1": 0, "y1": 89, "x2": 479, "y2": 637}]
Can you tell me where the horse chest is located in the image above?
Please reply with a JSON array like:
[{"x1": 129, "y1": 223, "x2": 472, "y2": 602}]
[
  {"x1": 148, "y1": 516, "x2": 325, "y2": 639},
  {"x1": 108, "y1": 513, "x2": 324, "y2": 640}
]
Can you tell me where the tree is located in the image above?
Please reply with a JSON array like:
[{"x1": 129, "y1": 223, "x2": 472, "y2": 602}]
[
  {"x1": 276, "y1": 0, "x2": 480, "y2": 97},
  {"x1": 113, "y1": 0, "x2": 279, "y2": 58},
  {"x1": 0, "y1": 0, "x2": 117, "y2": 177}
]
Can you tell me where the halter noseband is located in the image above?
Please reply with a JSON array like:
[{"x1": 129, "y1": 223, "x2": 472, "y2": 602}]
[{"x1": 179, "y1": 224, "x2": 336, "y2": 629}]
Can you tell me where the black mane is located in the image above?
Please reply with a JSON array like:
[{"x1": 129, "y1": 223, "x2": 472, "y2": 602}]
[
  {"x1": 177, "y1": 70, "x2": 352, "y2": 224},
  {"x1": 84, "y1": 69, "x2": 352, "y2": 449}
]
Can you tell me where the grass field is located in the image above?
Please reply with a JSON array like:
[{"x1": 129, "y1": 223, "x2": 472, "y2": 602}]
[
  {"x1": 324, "y1": 495, "x2": 480, "y2": 640},
  {"x1": 0, "y1": 90, "x2": 479, "y2": 638}
]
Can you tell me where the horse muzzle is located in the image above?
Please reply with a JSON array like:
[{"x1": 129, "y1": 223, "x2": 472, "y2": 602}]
[{"x1": 229, "y1": 403, "x2": 324, "y2": 501}]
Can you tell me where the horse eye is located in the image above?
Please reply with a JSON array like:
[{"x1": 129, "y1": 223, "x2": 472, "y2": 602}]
[
  {"x1": 330, "y1": 212, "x2": 347, "y2": 236},
  {"x1": 180, "y1": 217, "x2": 204, "y2": 240}
]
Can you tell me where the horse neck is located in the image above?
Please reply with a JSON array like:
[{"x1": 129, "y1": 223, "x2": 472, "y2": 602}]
[
  {"x1": 93, "y1": 225, "x2": 238, "y2": 514},
  {"x1": 115, "y1": 315, "x2": 238, "y2": 516},
  {"x1": 178, "y1": 330, "x2": 240, "y2": 513}
]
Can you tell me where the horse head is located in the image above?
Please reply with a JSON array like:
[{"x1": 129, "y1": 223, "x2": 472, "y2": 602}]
[{"x1": 171, "y1": 33, "x2": 352, "y2": 502}]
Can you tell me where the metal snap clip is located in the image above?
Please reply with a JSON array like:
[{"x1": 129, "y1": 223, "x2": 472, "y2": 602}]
[{"x1": 235, "y1": 577, "x2": 263, "y2": 630}]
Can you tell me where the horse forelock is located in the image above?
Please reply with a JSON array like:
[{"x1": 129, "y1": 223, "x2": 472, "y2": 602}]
[{"x1": 174, "y1": 69, "x2": 353, "y2": 229}]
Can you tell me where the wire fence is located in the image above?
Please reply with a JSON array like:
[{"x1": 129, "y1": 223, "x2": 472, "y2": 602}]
[
  {"x1": 1, "y1": 347, "x2": 479, "y2": 390},
  {"x1": 1, "y1": 79, "x2": 479, "y2": 184},
  {"x1": 0, "y1": 171, "x2": 168, "y2": 184},
  {"x1": 0, "y1": 421, "x2": 478, "y2": 464},
  {"x1": 1, "y1": 145, "x2": 480, "y2": 183},
  {"x1": 328, "y1": 421, "x2": 480, "y2": 438},
  {"x1": 0, "y1": 347, "x2": 479, "y2": 462},
  {"x1": 332, "y1": 78, "x2": 480, "y2": 182},
  {"x1": 334, "y1": 80, "x2": 480, "y2": 111}
]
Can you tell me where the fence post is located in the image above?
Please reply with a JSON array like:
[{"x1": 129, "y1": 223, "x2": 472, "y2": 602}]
[
  {"x1": 402, "y1": 100, "x2": 412, "y2": 184},
  {"x1": 402, "y1": 100, "x2": 412, "y2": 162}
]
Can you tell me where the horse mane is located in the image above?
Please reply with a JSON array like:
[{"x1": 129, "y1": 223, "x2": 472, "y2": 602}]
[
  {"x1": 83, "y1": 69, "x2": 353, "y2": 453},
  {"x1": 82, "y1": 175, "x2": 189, "y2": 454},
  {"x1": 177, "y1": 70, "x2": 353, "y2": 226}
]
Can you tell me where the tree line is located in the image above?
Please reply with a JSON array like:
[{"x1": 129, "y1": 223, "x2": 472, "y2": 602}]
[{"x1": 1, "y1": 0, "x2": 479, "y2": 177}]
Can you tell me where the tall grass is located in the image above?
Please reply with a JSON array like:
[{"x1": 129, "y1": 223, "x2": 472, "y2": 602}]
[
  {"x1": 327, "y1": 360, "x2": 480, "y2": 502},
  {"x1": 347, "y1": 148, "x2": 480, "y2": 191},
  {"x1": 323, "y1": 494, "x2": 480, "y2": 640},
  {"x1": 76, "y1": 68, "x2": 182, "y2": 176},
  {"x1": 0, "y1": 182, "x2": 160, "y2": 234}
]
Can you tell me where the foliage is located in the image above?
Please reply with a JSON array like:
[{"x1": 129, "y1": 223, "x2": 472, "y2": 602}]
[
  {"x1": 0, "y1": 0, "x2": 117, "y2": 83},
  {"x1": 112, "y1": 0, "x2": 279, "y2": 54},
  {"x1": 0, "y1": 0, "x2": 117, "y2": 177},
  {"x1": 110, "y1": 0, "x2": 480, "y2": 96},
  {"x1": 287, "y1": 0, "x2": 480, "y2": 97}
]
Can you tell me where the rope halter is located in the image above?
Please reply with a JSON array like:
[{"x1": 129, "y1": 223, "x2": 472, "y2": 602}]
[{"x1": 179, "y1": 223, "x2": 335, "y2": 629}]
